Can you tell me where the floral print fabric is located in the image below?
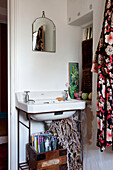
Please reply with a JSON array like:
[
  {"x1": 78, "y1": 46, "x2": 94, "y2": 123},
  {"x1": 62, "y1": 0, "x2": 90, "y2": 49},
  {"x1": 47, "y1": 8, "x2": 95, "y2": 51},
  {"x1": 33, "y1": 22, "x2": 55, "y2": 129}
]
[{"x1": 92, "y1": 0, "x2": 113, "y2": 152}]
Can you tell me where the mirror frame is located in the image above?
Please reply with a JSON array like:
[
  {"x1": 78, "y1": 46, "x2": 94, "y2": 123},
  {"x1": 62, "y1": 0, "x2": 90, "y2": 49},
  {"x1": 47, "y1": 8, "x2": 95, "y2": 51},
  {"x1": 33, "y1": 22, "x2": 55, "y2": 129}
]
[{"x1": 32, "y1": 12, "x2": 56, "y2": 53}]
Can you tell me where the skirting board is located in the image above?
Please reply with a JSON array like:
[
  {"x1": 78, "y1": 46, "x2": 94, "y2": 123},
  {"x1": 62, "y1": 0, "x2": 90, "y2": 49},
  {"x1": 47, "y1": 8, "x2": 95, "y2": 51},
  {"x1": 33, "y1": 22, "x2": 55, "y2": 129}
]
[{"x1": 0, "y1": 136, "x2": 8, "y2": 144}]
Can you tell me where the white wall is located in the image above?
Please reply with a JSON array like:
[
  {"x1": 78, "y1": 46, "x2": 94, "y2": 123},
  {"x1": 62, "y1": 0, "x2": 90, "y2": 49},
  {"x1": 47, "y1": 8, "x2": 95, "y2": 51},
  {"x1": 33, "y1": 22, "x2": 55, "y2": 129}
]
[
  {"x1": 9, "y1": 0, "x2": 82, "y2": 169},
  {"x1": 15, "y1": 0, "x2": 82, "y2": 92},
  {"x1": 84, "y1": 0, "x2": 113, "y2": 170}
]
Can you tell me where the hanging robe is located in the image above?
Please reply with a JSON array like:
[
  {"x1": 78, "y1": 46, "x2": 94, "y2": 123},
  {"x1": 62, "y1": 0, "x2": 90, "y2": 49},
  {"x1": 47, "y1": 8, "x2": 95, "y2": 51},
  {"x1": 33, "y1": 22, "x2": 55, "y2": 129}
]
[{"x1": 91, "y1": 0, "x2": 113, "y2": 152}]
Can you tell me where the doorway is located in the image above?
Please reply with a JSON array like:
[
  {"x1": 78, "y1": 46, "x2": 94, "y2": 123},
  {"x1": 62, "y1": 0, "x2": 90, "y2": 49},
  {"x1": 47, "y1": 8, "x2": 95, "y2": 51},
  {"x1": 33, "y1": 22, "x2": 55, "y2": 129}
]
[
  {"x1": 81, "y1": 25, "x2": 93, "y2": 94},
  {"x1": 0, "y1": 12, "x2": 8, "y2": 170}
]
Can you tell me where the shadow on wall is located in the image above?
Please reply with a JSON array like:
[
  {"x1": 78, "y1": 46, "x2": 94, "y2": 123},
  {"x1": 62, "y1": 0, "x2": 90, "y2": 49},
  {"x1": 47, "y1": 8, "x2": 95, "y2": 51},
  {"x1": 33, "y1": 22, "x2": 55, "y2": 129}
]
[{"x1": 82, "y1": 106, "x2": 94, "y2": 145}]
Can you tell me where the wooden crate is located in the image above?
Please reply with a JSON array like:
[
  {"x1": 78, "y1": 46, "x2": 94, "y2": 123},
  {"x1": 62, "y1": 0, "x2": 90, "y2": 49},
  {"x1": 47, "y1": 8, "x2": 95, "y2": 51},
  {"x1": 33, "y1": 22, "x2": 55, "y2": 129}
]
[{"x1": 26, "y1": 145, "x2": 67, "y2": 170}]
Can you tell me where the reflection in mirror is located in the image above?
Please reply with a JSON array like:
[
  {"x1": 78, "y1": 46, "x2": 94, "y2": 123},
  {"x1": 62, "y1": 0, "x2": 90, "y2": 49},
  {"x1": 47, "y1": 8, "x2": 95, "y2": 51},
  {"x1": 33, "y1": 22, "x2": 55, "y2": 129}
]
[{"x1": 32, "y1": 11, "x2": 56, "y2": 52}]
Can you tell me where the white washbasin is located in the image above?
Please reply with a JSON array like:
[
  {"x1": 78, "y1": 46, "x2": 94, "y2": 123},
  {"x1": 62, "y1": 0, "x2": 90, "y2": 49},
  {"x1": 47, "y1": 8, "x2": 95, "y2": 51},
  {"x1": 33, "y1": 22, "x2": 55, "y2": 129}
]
[{"x1": 15, "y1": 91, "x2": 86, "y2": 121}]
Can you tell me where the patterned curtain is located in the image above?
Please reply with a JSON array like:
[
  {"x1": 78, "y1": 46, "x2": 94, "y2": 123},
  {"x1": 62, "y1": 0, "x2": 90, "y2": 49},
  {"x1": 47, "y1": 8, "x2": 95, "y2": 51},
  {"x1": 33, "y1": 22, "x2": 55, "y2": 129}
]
[{"x1": 92, "y1": 0, "x2": 113, "y2": 152}]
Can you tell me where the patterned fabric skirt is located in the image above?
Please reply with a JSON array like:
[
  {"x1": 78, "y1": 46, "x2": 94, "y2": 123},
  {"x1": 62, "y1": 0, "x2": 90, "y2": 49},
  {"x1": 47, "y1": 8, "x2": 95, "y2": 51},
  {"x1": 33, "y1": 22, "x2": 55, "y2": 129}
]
[{"x1": 97, "y1": 55, "x2": 113, "y2": 152}]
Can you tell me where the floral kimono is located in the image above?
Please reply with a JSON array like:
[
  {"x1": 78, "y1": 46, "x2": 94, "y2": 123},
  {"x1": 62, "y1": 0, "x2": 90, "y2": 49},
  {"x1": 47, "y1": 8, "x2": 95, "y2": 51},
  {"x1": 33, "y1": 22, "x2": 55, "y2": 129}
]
[{"x1": 92, "y1": 0, "x2": 113, "y2": 152}]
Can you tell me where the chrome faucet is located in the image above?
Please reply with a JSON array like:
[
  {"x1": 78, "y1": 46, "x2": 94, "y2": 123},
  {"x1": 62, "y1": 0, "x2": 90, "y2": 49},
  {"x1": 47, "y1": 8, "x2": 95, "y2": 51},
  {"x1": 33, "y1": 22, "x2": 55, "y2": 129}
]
[
  {"x1": 64, "y1": 90, "x2": 68, "y2": 101},
  {"x1": 24, "y1": 91, "x2": 30, "y2": 103},
  {"x1": 24, "y1": 91, "x2": 35, "y2": 103}
]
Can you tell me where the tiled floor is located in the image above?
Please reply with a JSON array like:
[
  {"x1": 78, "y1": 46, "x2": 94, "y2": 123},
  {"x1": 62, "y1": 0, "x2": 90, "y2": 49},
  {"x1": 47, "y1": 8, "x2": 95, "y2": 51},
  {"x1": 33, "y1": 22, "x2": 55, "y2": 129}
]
[{"x1": 0, "y1": 143, "x2": 8, "y2": 170}]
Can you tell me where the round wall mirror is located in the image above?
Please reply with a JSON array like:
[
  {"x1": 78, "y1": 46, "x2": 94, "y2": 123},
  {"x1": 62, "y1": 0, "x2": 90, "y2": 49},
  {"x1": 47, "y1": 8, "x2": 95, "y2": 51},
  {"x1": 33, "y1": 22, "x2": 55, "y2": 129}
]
[{"x1": 32, "y1": 11, "x2": 56, "y2": 52}]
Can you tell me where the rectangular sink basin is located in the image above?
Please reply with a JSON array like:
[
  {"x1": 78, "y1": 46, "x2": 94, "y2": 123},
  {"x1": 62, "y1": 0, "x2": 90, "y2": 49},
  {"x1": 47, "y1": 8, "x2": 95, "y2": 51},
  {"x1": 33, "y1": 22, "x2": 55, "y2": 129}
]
[{"x1": 15, "y1": 91, "x2": 86, "y2": 121}]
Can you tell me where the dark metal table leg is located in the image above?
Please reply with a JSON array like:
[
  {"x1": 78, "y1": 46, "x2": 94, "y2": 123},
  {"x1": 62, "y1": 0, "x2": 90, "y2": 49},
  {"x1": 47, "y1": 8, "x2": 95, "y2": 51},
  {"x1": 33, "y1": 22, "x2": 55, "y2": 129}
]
[
  {"x1": 28, "y1": 114, "x2": 31, "y2": 170},
  {"x1": 18, "y1": 109, "x2": 19, "y2": 170},
  {"x1": 17, "y1": 109, "x2": 30, "y2": 170}
]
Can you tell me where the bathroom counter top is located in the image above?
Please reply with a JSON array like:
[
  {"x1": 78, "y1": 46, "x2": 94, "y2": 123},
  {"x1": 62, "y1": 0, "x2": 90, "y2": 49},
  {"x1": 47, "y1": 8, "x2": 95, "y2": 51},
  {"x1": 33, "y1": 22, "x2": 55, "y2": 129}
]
[
  {"x1": 15, "y1": 91, "x2": 86, "y2": 121},
  {"x1": 16, "y1": 98, "x2": 86, "y2": 114}
]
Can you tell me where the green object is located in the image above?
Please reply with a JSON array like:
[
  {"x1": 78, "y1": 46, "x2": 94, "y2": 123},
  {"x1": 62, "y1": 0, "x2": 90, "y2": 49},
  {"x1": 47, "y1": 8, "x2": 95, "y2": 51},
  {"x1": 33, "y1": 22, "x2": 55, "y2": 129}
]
[
  {"x1": 69, "y1": 63, "x2": 79, "y2": 93},
  {"x1": 82, "y1": 93, "x2": 88, "y2": 100},
  {"x1": 70, "y1": 86, "x2": 76, "y2": 99}
]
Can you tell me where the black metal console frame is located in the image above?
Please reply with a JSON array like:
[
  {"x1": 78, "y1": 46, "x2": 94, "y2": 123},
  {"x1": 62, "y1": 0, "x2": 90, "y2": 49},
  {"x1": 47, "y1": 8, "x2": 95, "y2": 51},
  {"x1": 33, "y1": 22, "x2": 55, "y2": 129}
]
[{"x1": 17, "y1": 108, "x2": 84, "y2": 170}]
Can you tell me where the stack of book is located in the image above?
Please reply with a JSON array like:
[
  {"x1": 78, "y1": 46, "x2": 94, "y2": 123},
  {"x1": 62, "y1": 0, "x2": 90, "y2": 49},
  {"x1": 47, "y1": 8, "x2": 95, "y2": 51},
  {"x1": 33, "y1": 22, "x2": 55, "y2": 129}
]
[{"x1": 32, "y1": 132, "x2": 57, "y2": 153}]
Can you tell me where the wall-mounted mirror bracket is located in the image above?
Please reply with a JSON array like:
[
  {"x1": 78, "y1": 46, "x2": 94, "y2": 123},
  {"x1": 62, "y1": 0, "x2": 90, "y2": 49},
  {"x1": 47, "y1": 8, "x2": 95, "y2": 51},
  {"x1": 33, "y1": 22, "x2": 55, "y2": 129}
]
[{"x1": 42, "y1": 11, "x2": 45, "y2": 18}]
